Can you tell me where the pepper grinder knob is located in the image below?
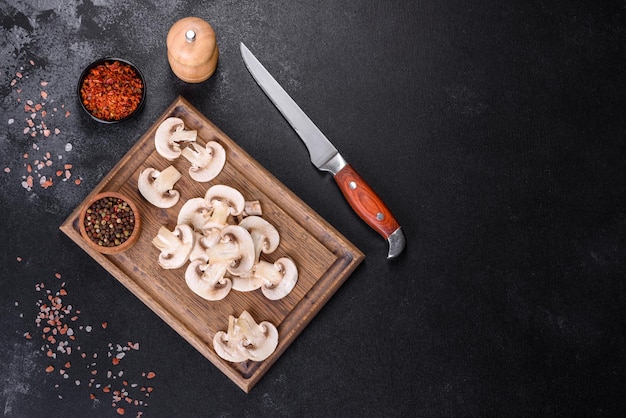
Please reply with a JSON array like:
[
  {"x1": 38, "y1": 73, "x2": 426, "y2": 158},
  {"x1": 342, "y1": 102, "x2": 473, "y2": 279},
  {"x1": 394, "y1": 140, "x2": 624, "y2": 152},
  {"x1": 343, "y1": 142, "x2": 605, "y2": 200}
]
[{"x1": 166, "y1": 17, "x2": 219, "y2": 83}]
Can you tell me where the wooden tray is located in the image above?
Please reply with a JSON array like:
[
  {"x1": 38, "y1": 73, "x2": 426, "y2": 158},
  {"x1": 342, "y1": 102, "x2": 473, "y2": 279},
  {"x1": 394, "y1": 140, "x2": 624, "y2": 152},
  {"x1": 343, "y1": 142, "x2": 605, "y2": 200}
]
[{"x1": 60, "y1": 96, "x2": 364, "y2": 392}]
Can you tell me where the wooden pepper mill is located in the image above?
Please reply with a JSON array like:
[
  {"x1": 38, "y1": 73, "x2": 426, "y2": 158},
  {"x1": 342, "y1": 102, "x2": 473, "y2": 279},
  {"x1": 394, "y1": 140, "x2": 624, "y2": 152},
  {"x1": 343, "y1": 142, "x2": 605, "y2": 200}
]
[{"x1": 166, "y1": 17, "x2": 219, "y2": 83}]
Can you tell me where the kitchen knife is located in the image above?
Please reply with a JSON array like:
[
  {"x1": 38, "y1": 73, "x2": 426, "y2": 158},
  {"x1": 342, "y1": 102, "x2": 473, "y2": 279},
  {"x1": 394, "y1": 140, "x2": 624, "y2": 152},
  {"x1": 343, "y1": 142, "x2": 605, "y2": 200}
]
[{"x1": 240, "y1": 42, "x2": 405, "y2": 259}]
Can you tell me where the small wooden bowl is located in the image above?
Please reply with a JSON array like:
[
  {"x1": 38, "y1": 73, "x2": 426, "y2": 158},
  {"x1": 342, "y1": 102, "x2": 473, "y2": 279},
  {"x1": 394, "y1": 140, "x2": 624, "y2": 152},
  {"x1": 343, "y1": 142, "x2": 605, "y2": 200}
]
[{"x1": 79, "y1": 192, "x2": 141, "y2": 254}]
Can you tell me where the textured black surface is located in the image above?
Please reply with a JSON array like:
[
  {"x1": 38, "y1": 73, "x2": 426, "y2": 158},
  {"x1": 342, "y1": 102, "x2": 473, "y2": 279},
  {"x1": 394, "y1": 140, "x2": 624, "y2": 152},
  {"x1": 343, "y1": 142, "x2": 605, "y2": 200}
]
[{"x1": 1, "y1": 0, "x2": 625, "y2": 416}]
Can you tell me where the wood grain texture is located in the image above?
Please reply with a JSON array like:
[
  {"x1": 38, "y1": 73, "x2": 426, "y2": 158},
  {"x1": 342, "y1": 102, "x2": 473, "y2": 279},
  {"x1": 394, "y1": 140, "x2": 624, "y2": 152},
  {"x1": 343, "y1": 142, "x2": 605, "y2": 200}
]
[
  {"x1": 60, "y1": 96, "x2": 364, "y2": 392},
  {"x1": 334, "y1": 164, "x2": 401, "y2": 239}
]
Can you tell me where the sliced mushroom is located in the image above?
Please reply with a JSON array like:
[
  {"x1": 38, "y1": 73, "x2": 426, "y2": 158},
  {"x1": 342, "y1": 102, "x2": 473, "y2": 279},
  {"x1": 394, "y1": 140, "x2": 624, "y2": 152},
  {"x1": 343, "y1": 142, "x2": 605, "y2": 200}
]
[
  {"x1": 177, "y1": 197, "x2": 212, "y2": 232},
  {"x1": 152, "y1": 224, "x2": 194, "y2": 269},
  {"x1": 258, "y1": 257, "x2": 298, "y2": 300},
  {"x1": 185, "y1": 259, "x2": 232, "y2": 301},
  {"x1": 138, "y1": 166, "x2": 182, "y2": 208},
  {"x1": 243, "y1": 200, "x2": 262, "y2": 217},
  {"x1": 230, "y1": 274, "x2": 264, "y2": 292},
  {"x1": 213, "y1": 310, "x2": 279, "y2": 362},
  {"x1": 205, "y1": 224, "x2": 255, "y2": 276},
  {"x1": 154, "y1": 117, "x2": 197, "y2": 160},
  {"x1": 181, "y1": 141, "x2": 226, "y2": 182},
  {"x1": 203, "y1": 185, "x2": 245, "y2": 230},
  {"x1": 239, "y1": 216, "x2": 280, "y2": 263}
]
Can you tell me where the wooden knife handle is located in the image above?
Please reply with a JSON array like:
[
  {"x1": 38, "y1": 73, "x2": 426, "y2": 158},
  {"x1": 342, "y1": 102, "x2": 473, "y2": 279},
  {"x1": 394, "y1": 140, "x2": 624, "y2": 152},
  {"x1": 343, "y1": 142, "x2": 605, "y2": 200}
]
[{"x1": 334, "y1": 164, "x2": 401, "y2": 239}]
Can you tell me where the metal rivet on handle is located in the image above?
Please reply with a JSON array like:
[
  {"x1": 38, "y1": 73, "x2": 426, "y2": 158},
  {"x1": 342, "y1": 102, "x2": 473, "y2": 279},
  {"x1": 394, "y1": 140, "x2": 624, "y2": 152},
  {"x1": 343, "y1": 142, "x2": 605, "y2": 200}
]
[
  {"x1": 349, "y1": 181, "x2": 357, "y2": 190},
  {"x1": 376, "y1": 212, "x2": 385, "y2": 220}
]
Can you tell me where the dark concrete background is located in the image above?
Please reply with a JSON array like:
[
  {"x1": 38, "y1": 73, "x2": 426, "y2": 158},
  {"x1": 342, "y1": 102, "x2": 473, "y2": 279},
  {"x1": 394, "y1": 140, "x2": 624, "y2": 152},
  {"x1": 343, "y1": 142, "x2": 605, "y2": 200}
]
[{"x1": 1, "y1": 0, "x2": 625, "y2": 416}]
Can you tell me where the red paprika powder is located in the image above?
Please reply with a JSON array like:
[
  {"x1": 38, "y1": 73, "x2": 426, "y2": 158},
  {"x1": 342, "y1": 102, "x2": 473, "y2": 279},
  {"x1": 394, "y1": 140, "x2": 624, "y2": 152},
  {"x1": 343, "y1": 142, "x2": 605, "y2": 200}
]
[{"x1": 80, "y1": 60, "x2": 144, "y2": 121}]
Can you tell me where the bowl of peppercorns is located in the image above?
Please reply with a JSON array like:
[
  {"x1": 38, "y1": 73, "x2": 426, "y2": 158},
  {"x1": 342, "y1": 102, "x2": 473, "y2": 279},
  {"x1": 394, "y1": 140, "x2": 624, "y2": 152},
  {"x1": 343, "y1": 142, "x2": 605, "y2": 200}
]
[
  {"x1": 77, "y1": 58, "x2": 146, "y2": 123},
  {"x1": 79, "y1": 192, "x2": 141, "y2": 254}
]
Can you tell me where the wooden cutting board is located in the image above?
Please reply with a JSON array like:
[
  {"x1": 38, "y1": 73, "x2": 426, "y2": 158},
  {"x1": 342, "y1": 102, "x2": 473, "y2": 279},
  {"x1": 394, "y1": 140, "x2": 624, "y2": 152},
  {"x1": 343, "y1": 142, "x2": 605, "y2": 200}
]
[{"x1": 60, "y1": 96, "x2": 364, "y2": 392}]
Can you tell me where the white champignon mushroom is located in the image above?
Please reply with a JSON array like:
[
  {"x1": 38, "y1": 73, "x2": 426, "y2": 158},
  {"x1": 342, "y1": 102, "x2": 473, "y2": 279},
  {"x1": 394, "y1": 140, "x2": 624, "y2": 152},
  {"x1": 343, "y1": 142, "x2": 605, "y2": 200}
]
[
  {"x1": 177, "y1": 197, "x2": 212, "y2": 232},
  {"x1": 231, "y1": 273, "x2": 264, "y2": 292},
  {"x1": 203, "y1": 185, "x2": 246, "y2": 230},
  {"x1": 185, "y1": 259, "x2": 232, "y2": 301},
  {"x1": 180, "y1": 141, "x2": 226, "y2": 182},
  {"x1": 154, "y1": 117, "x2": 197, "y2": 160},
  {"x1": 151, "y1": 224, "x2": 194, "y2": 269},
  {"x1": 138, "y1": 166, "x2": 182, "y2": 208},
  {"x1": 238, "y1": 216, "x2": 280, "y2": 263},
  {"x1": 243, "y1": 200, "x2": 262, "y2": 217},
  {"x1": 213, "y1": 310, "x2": 279, "y2": 363},
  {"x1": 254, "y1": 257, "x2": 298, "y2": 300},
  {"x1": 205, "y1": 224, "x2": 255, "y2": 276}
]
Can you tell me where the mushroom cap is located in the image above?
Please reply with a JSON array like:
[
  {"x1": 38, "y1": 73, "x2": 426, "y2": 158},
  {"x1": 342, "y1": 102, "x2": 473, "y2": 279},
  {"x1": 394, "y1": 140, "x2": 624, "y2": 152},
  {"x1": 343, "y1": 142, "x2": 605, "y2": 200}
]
[
  {"x1": 203, "y1": 185, "x2": 245, "y2": 228},
  {"x1": 177, "y1": 197, "x2": 212, "y2": 231},
  {"x1": 152, "y1": 224, "x2": 194, "y2": 269},
  {"x1": 231, "y1": 271, "x2": 264, "y2": 292},
  {"x1": 239, "y1": 215, "x2": 280, "y2": 262},
  {"x1": 189, "y1": 231, "x2": 210, "y2": 263},
  {"x1": 182, "y1": 141, "x2": 226, "y2": 183},
  {"x1": 235, "y1": 311, "x2": 279, "y2": 362},
  {"x1": 213, "y1": 330, "x2": 248, "y2": 363},
  {"x1": 137, "y1": 166, "x2": 182, "y2": 208},
  {"x1": 185, "y1": 260, "x2": 232, "y2": 301},
  {"x1": 206, "y1": 224, "x2": 256, "y2": 276},
  {"x1": 212, "y1": 311, "x2": 278, "y2": 363},
  {"x1": 260, "y1": 257, "x2": 298, "y2": 300},
  {"x1": 155, "y1": 117, "x2": 186, "y2": 160}
]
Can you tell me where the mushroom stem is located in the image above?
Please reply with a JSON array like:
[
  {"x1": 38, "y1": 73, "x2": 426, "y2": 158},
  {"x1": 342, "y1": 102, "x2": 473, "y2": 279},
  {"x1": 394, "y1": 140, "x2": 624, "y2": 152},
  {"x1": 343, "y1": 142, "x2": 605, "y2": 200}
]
[
  {"x1": 171, "y1": 128, "x2": 197, "y2": 144},
  {"x1": 153, "y1": 165, "x2": 182, "y2": 192},
  {"x1": 206, "y1": 201, "x2": 231, "y2": 228},
  {"x1": 152, "y1": 226, "x2": 181, "y2": 252},
  {"x1": 206, "y1": 239, "x2": 242, "y2": 264}
]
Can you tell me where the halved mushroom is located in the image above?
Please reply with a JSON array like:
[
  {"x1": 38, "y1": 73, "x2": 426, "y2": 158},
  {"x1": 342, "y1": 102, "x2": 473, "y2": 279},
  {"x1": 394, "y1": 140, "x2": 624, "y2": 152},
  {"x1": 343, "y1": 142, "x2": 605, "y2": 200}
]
[
  {"x1": 258, "y1": 257, "x2": 298, "y2": 300},
  {"x1": 138, "y1": 166, "x2": 182, "y2": 208},
  {"x1": 205, "y1": 224, "x2": 255, "y2": 276},
  {"x1": 177, "y1": 197, "x2": 212, "y2": 232},
  {"x1": 213, "y1": 310, "x2": 279, "y2": 362},
  {"x1": 181, "y1": 141, "x2": 226, "y2": 182},
  {"x1": 155, "y1": 117, "x2": 197, "y2": 160},
  {"x1": 185, "y1": 259, "x2": 232, "y2": 301},
  {"x1": 152, "y1": 224, "x2": 194, "y2": 269},
  {"x1": 243, "y1": 200, "x2": 262, "y2": 217},
  {"x1": 234, "y1": 256, "x2": 298, "y2": 299},
  {"x1": 203, "y1": 185, "x2": 245, "y2": 230},
  {"x1": 239, "y1": 216, "x2": 280, "y2": 263}
]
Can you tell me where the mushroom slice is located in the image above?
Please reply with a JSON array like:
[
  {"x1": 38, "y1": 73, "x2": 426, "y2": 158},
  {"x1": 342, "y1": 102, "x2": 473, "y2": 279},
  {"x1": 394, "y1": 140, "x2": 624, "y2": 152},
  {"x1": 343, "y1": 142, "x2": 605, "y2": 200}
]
[
  {"x1": 205, "y1": 224, "x2": 255, "y2": 276},
  {"x1": 185, "y1": 259, "x2": 232, "y2": 301},
  {"x1": 181, "y1": 141, "x2": 226, "y2": 182},
  {"x1": 152, "y1": 224, "x2": 194, "y2": 269},
  {"x1": 243, "y1": 200, "x2": 262, "y2": 217},
  {"x1": 155, "y1": 117, "x2": 197, "y2": 160},
  {"x1": 177, "y1": 197, "x2": 212, "y2": 232},
  {"x1": 256, "y1": 257, "x2": 298, "y2": 300},
  {"x1": 138, "y1": 166, "x2": 182, "y2": 208},
  {"x1": 203, "y1": 185, "x2": 245, "y2": 230},
  {"x1": 213, "y1": 311, "x2": 278, "y2": 362},
  {"x1": 239, "y1": 216, "x2": 280, "y2": 263},
  {"x1": 231, "y1": 273, "x2": 264, "y2": 292}
]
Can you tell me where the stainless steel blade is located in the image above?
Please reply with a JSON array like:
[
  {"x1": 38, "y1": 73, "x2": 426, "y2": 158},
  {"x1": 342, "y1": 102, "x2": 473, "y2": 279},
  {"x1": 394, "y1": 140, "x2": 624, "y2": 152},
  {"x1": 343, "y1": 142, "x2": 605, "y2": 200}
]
[{"x1": 240, "y1": 42, "x2": 340, "y2": 171}]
